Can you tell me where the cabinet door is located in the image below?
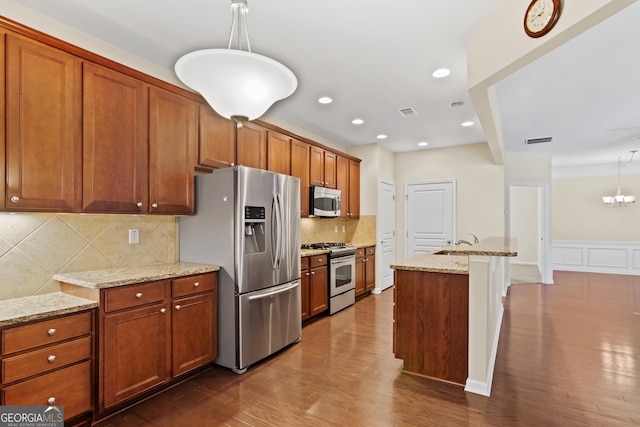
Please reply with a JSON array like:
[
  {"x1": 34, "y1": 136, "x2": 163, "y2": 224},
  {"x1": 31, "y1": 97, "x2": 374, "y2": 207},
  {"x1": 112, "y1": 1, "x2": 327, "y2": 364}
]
[
  {"x1": 198, "y1": 104, "x2": 236, "y2": 170},
  {"x1": 149, "y1": 86, "x2": 196, "y2": 214},
  {"x1": 348, "y1": 160, "x2": 361, "y2": 218},
  {"x1": 82, "y1": 62, "x2": 148, "y2": 213},
  {"x1": 365, "y1": 253, "x2": 376, "y2": 291},
  {"x1": 309, "y1": 146, "x2": 325, "y2": 187},
  {"x1": 301, "y1": 268, "x2": 310, "y2": 321},
  {"x1": 267, "y1": 130, "x2": 291, "y2": 175},
  {"x1": 5, "y1": 34, "x2": 80, "y2": 211},
  {"x1": 355, "y1": 255, "x2": 366, "y2": 297},
  {"x1": 309, "y1": 266, "x2": 328, "y2": 316},
  {"x1": 237, "y1": 121, "x2": 266, "y2": 169},
  {"x1": 291, "y1": 139, "x2": 310, "y2": 216},
  {"x1": 102, "y1": 302, "x2": 170, "y2": 409},
  {"x1": 172, "y1": 292, "x2": 217, "y2": 376},
  {"x1": 336, "y1": 156, "x2": 349, "y2": 218},
  {"x1": 324, "y1": 151, "x2": 337, "y2": 189}
]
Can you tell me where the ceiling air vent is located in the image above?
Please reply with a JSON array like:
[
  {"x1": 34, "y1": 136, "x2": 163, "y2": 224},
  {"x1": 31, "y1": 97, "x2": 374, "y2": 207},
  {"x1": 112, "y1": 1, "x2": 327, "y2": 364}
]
[
  {"x1": 525, "y1": 136, "x2": 553, "y2": 145},
  {"x1": 399, "y1": 107, "x2": 417, "y2": 117}
]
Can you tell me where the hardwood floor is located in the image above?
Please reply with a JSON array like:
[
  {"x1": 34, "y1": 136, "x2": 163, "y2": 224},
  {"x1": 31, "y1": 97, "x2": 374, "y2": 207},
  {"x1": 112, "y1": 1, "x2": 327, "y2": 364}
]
[{"x1": 96, "y1": 271, "x2": 640, "y2": 426}]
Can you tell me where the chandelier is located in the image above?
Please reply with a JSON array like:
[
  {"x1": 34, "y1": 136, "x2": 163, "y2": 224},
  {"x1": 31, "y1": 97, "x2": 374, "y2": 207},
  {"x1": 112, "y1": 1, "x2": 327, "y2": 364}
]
[
  {"x1": 175, "y1": 0, "x2": 297, "y2": 124},
  {"x1": 602, "y1": 150, "x2": 636, "y2": 207}
]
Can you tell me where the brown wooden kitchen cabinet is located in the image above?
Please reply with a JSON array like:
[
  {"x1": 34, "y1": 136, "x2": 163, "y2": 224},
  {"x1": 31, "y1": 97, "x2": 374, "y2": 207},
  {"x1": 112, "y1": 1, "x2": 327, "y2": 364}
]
[
  {"x1": 267, "y1": 130, "x2": 291, "y2": 175},
  {"x1": 309, "y1": 254, "x2": 329, "y2": 317},
  {"x1": 237, "y1": 121, "x2": 267, "y2": 169},
  {"x1": 355, "y1": 246, "x2": 375, "y2": 297},
  {"x1": 310, "y1": 146, "x2": 337, "y2": 189},
  {"x1": 197, "y1": 104, "x2": 236, "y2": 170},
  {"x1": 336, "y1": 156, "x2": 360, "y2": 218},
  {"x1": 4, "y1": 33, "x2": 82, "y2": 212},
  {"x1": 0, "y1": 310, "x2": 95, "y2": 425},
  {"x1": 300, "y1": 257, "x2": 311, "y2": 321},
  {"x1": 291, "y1": 139, "x2": 311, "y2": 216}
]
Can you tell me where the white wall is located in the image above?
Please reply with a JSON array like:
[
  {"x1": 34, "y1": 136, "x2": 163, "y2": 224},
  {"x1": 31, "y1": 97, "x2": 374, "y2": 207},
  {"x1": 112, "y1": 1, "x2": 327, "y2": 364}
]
[
  {"x1": 510, "y1": 186, "x2": 540, "y2": 264},
  {"x1": 348, "y1": 144, "x2": 395, "y2": 216},
  {"x1": 394, "y1": 143, "x2": 504, "y2": 260}
]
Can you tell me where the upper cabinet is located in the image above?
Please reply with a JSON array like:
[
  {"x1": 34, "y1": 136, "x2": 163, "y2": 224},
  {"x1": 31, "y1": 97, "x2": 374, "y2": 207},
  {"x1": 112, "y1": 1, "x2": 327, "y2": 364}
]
[
  {"x1": 336, "y1": 156, "x2": 360, "y2": 218},
  {"x1": 290, "y1": 139, "x2": 310, "y2": 217},
  {"x1": 236, "y1": 121, "x2": 267, "y2": 170},
  {"x1": 197, "y1": 104, "x2": 236, "y2": 170},
  {"x1": 267, "y1": 130, "x2": 291, "y2": 175},
  {"x1": 310, "y1": 146, "x2": 337, "y2": 189},
  {"x1": 82, "y1": 62, "x2": 148, "y2": 213},
  {"x1": 5, "y1": 33, "x2": 81, "y2": 212}
]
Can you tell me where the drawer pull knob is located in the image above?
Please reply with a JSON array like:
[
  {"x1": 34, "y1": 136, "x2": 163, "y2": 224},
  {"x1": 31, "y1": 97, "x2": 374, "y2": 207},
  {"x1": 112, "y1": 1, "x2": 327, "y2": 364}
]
[
  {"x1": 194, "y1": 282, "x2": 200, "y2": 287},
  {"x1": 306, "y1": 272, "x2": 310, "y2": 276},
  {"x1": 311, "y1": 271, "x2": 315, "y2": 275},
  {"x1": 47, "y1": 328, "x2": 56, "y2": 336},
  {"x1": 135, "y1": 292, "x2": 143, "y2": 299},
  {"x1": 160, "y1": 308, "x2": 166, "y2": 314},
  {"x1": 151, "y1": 203, "x2": 158, "y2": 208},
  {"x1": 175, "y1": 305, "x2": 181, "y2": 311},
  {"x1": 47, "y1": 355, "x2": 56, "y2": 363},
  {"x1": 137, "y1": 202, "x2": 143, "y2": 207},
  {"x1": 47, "y1": 397, "x2": 56, "y2": 405},
  {"x1": 10, "y1": 196, "x2": 19, "y2": 203}
]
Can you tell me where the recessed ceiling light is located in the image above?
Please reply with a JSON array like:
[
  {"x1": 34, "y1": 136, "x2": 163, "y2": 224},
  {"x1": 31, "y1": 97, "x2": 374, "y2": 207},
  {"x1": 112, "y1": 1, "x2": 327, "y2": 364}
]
[
  {"x1": 432, "y1": 68, "x2": 450, "y2": 78},
  {"x1": 352, "y1": 118, "x2": 364, "y2": 125},
  {"x1": 461, "y1": 121, "x2": 474, "y2": 127},
  {"x1": 377, "y1": 134, "x2": 387, "y2": 140},
  {"x1": 418, "y1": 141, "x2": 428, "y2": 147},
  {"x1": 318, "y1": 96, "x2": 332, "y2": 104}
]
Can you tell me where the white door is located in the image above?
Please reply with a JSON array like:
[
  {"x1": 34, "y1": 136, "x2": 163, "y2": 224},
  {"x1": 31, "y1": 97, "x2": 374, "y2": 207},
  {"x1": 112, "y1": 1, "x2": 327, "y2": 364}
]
[
  {"x1": 405, "y1": 181, "x2": 455, "y2": 258},
  {"x1": 375, "y1": 180, "x2": 396, "y2": 293}
]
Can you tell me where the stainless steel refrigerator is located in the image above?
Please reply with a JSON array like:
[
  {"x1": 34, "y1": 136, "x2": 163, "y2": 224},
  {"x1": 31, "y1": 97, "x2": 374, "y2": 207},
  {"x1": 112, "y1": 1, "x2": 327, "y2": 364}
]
[{"x1": 179, "y1": 166, "x2": 301, "y2": 374}]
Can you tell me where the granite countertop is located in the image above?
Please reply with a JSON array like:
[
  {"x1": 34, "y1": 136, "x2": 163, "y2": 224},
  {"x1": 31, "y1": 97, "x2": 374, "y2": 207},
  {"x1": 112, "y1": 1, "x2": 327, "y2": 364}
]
[
  {"x1": 54, "y1": 262, "x2": 220, "y2": 289},
  {"x1": 390, "y1": 236, "x2": 517, "y2": 274},
  {"x1": 301, "y1": 242, "x2": 375, "y2": 258},
  {"x1": 0, "y1": 292, "x2": 98, "y2": 328}
]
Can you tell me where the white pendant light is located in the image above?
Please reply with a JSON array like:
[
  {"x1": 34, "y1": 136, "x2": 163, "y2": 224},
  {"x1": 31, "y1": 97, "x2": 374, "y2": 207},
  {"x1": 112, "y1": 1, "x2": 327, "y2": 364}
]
[
  {"x1": 602, "y1": 151, "x2": 636, "y2": 207},
  {"x1": 175, "y1": 0, "x2": 297, "y2": 124}
]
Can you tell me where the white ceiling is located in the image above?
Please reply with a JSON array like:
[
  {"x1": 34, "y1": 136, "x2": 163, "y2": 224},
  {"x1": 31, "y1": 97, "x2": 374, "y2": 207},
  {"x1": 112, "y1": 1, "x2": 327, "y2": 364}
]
[{"x1": 11, "y1": 0, "x2": 640, "y2": 174}]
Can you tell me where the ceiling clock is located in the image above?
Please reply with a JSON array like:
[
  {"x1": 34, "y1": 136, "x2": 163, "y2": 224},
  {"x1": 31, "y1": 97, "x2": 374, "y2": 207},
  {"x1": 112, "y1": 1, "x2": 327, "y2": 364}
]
[{"x1": 524, "y1": 0, "x2": 562, "y2": 38}]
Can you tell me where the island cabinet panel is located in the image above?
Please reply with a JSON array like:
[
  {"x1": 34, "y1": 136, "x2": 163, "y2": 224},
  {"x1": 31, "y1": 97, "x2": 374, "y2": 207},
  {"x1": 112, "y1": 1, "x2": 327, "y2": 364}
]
[
  {"x1": 148, "y1": 86, "x2": 196, "y2": 214},
  {"x1": 394, "y1": 270, "x2": 469, "y2": 386},
  {"x1": 5, "y1": 33, "x2": 81, "y2": 212},
  {"x1": 290, "y1": 139, "x2": 310, "y2": 217},
  {"x1": 82, "y1": 61, "x2": 148, "y2": 213},
  {"x1": 236, "y1": 121, "x2": 267, "y2": 170},
  {"x1": 197, "y1": 104, "x2": 236, "y2": 170}
]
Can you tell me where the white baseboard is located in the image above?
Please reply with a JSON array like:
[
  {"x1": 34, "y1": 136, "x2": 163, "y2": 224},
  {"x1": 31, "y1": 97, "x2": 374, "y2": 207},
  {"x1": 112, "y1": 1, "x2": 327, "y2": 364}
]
[{"x1": 552, "y1": 240, "x2": 640, "y2": 276}]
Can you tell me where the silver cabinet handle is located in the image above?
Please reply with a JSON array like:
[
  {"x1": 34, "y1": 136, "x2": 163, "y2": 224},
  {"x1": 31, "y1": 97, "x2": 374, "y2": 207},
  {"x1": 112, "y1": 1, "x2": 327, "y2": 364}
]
[
  {"x1": 10, "y1": 196, "x2": 19, "y2": 203},
  {"x1": 174, "y1": 305, "x2": 181, "y2": 310},
  {"x1": 160, "y1": 308, "x2": 166, "y2": 314},
  {"x1": 135, "y1": 292, "x2": 143, "y2": 299},
  {"x1": 47, "y1": 328, "x2": 56, "y2": 336},
  {"x1": 48, "y1": 397, "x2": 56, "y2": 406},
  {"x1": 305, "y1": 272, "x2": 310, "y2": 276},
  {"x1": 137, "y1": 202, "x2": 143, "y2": 207},
  {"x1": 48, "y1": 355, "x2": 56, "y2": 363},
  {"x1": 193, "y1": 282, "x2": 200, "y2": 288},
  {"x1": 151, "y1": 203, "x2": 158, "y2": 208},
  {"x1": 311, "y1": 271, "x2": 315, "y2": 275}
]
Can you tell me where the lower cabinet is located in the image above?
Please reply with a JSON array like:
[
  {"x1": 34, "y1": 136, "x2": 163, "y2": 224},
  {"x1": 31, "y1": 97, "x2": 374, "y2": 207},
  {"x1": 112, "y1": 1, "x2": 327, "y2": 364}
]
[
  {"x1": 0, "y1": 310, "x2": 95, "y2": 424},
  {"x1": 301, "y1": 254, "x2": 329, "y2": 322},
  {"x1": 98, "y1": 273, "x2": 217, "y2": 415},
  {"x1": 355, "y1": 246, "x2": 376, "y2": 297}
]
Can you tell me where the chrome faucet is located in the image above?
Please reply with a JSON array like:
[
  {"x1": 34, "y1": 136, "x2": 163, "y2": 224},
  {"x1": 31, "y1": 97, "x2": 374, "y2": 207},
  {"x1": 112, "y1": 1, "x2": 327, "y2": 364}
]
[{"x1": 455, "y1": 233, "x2": 479, "y2": 246}]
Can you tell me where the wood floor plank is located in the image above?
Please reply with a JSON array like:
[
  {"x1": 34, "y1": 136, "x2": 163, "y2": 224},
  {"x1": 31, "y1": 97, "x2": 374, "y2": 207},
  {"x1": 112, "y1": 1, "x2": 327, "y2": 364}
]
[{"x1": 95, "y1": 271, "x2": 640, "y2": 426}]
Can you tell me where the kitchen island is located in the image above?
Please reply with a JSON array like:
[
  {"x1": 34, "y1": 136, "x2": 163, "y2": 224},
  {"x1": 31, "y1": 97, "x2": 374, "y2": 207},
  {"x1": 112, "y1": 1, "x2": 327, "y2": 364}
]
[{"x1": 391, "y1": 237, "x2": 517, "y2": 396}]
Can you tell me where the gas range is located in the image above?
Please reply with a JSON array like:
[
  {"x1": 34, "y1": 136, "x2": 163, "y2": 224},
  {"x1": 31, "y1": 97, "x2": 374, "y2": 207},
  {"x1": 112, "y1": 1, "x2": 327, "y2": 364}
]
[{"x1": 302, "y1": 242, "x2": 356, "y2": 257}]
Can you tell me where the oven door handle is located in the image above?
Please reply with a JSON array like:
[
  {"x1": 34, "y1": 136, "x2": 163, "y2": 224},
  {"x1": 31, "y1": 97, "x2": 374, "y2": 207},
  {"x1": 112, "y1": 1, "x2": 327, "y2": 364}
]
[{"x1": 331, "y1": 257, "x2": 355, "y2": 265}]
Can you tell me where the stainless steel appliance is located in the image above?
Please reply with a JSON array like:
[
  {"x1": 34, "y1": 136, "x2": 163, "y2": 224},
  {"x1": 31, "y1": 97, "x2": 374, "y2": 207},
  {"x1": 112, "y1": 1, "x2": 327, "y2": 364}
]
[
  {"x1": 310, "y1": 186, "x2": 341, "y2": 217},
  {"x1": 179, "y1": 166, "x2": 301, "y2": 374},
  {"x1": 302, "y1": 242, "x2": 356, "y2": 314}
]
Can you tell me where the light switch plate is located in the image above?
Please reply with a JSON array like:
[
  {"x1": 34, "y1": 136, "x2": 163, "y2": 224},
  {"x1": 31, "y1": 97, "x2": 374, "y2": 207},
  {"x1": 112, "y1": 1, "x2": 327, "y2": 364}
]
[{"x1": 128, "y1": 229, "x2": 139, "y2": 244}]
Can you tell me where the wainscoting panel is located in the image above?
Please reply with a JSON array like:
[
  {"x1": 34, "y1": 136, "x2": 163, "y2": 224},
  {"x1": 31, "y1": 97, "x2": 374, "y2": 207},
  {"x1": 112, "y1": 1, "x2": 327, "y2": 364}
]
[{"x1": 553, "y1": 241, "x2": 640, "y2": 275}]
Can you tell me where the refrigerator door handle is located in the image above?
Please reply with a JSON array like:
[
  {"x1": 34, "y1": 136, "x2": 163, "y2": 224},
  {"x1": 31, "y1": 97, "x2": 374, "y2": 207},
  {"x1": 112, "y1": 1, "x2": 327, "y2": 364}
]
[
  {"x1": 247, "y1": 281, "x2": 299, "y2": 300},
  {"x1": 270, "y1": 193, "x2": 278, "y2": 270},
  {"x1": 275, "y1": 191, "x2": 284, "y2": 269}
]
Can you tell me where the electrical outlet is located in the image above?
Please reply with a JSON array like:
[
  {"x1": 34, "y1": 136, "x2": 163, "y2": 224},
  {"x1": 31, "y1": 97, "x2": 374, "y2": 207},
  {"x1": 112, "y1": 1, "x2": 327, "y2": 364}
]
[
  {"x1": 342, "y1": 225, "x2": 346, "y2": 233},
  {"x1": 334, "y1": 225, "x2": 338, "y2": 232},
  {"x1": 128, "y1": 228, "x2": 139, "y2": 244}
]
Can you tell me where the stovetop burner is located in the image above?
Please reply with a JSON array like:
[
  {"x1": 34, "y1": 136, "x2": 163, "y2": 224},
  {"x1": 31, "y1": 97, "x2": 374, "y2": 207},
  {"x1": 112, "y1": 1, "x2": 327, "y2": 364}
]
[{"x1": 302, "y1": 242, "x2": 356, "y2": 257}]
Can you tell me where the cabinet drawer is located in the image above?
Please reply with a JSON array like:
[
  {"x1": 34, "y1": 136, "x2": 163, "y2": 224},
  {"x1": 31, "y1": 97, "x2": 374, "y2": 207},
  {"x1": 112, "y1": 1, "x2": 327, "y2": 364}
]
[
  {"x1": 301, "y1": 256, "x2": 309, "y2": 270},
  {"x1": 2, "y1": 311, "x2": 92, "y2": 355},
  {"x1": 2, "y1": 361, "x2": 91, "y2": 420},
  {"x1": 2, "y1": 336, "x2": 91, "y2": 383},
  {"x1": 310, "y1": 254, "x2": 327, "y2": 267},
  {"x1": 104, "y1": 281, "x2": 167, "y2": 312},
  {"x1": 355, "y1": 248, "x2": 365, "y2": 258},
  {"x1": 366, "y1": 246, "x2": 375, "y2": 256},
  {"x1": 172, "y1": 273, "x2": 216, "y2": 298}
]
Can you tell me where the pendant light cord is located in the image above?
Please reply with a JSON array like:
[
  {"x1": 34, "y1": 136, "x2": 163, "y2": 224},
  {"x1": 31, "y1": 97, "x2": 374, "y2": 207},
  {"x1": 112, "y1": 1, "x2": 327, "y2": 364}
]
[{"x1": 227, "y1": 1, "x2": 252, "y2": 52}]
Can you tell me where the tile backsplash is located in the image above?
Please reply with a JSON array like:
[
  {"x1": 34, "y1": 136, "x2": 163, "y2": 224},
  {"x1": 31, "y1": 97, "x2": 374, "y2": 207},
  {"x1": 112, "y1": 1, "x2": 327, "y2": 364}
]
[
  {"x1": 300, "y1": 215, "x2": 376, "y2": 245},
  {"x1": 0, "y1": 213, "x2": 177, "y2": 300}
]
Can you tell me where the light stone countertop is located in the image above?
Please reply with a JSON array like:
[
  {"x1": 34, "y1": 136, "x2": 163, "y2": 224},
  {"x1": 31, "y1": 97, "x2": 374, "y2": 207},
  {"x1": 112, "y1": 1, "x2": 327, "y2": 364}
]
[
  {"x1": 54, "y1": 262, "x2": 220, "y2": 289},
  {"x1": 301, "y1": 242, "x2": 375, "y2": 258},
  {"x1": 0, "y1": 292, "x2": 98, "y2": 328},
  {"x1": 390, "y1": 236, "x2": 517, "y2": 274}
]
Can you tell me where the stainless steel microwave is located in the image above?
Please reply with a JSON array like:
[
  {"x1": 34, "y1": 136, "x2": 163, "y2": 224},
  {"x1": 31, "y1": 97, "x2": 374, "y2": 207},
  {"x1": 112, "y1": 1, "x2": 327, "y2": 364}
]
[{"x1": 310, "y1": 186, "x2": 341, "y2": 217}]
